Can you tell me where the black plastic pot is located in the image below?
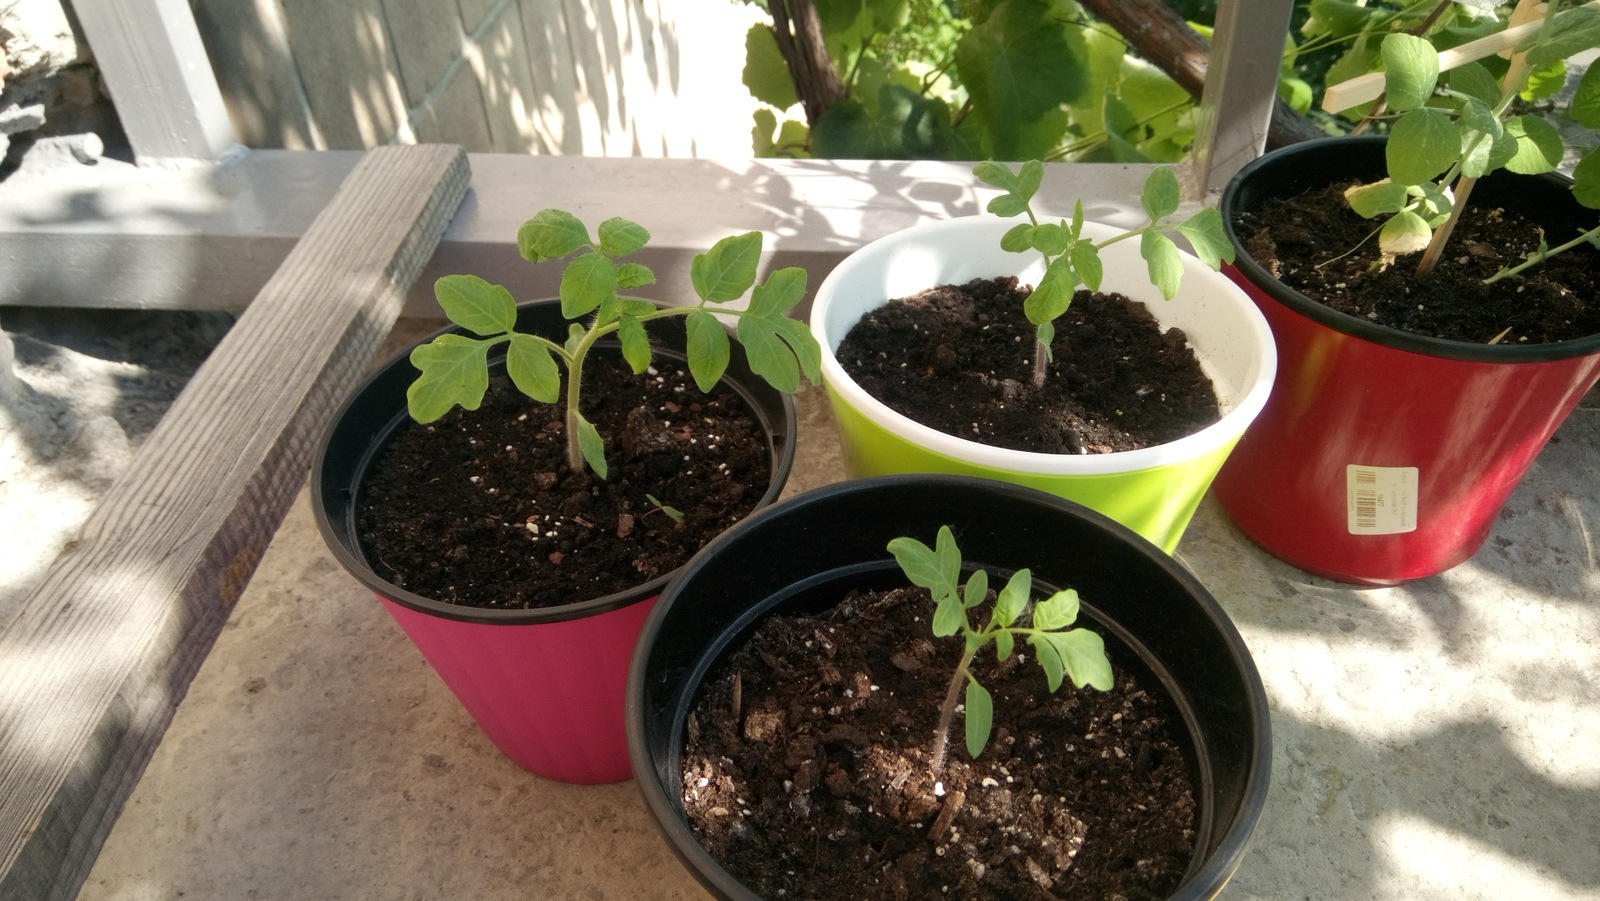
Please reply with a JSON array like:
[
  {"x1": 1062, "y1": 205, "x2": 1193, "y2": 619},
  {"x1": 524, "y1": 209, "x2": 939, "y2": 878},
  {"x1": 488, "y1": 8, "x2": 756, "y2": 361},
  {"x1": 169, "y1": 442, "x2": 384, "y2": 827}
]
[
  {"x1": 1212, "y1": 135, "x2": 1600, "y2": 584},
  {"x1": 314, "y1": 299, "x2": 796, "y2": 783},
  {"x1": 626, "y1": 475, "x2": 1271, "y2": 900}
]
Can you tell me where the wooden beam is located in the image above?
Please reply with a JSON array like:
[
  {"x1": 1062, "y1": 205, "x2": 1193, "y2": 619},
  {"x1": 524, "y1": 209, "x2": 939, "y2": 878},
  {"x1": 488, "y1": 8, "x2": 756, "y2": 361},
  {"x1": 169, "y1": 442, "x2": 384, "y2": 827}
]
[
  {"x1": 1077, "y1": 0, "x2": 1324, "y2": 151},
  {"x1": 70, "y1": 0, "x2": 239, "y2": 162},
  {"x1": 1322, "y1": 1, "x2": 1590, "y2": 113},
  {"x1": 1187, "y1": 0, "x2": 1296, "y2": 197},
  {"x1": 0, "y1": 144, "x2": 470, "y2": 901},
  {"x1": 0, "y1": 154, "x2": 1156, "y2": 316}
]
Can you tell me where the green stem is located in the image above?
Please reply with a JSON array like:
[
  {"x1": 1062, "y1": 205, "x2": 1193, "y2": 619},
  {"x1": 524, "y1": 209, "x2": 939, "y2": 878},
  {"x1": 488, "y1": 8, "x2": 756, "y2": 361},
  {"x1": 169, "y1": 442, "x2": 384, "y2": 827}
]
[
  {"x1": 929, "y1": 644, "x2": 978, "y2": 777},
  {"x1": 562, "y1": 325, "x2": 604, "y2": 472},
  {"x1": 1484, "y1": 223, "x2": 1600, "y2": 284}
]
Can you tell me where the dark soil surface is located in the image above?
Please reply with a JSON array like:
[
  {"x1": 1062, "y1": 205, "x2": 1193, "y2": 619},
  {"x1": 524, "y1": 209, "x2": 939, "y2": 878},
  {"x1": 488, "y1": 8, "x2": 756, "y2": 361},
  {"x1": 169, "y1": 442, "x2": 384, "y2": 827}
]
[
  {"x1": 683, "y1": 585, "x2": 1197, "y2": 901},
  {"x1": 835, "y1": 278, "x2": 1220, "y2": 455},
  {"x1": 1236, "y1": 181, "x2": 1600, "y2": 344},
  {"x1": 356, "y1": 353, "x2": 772, "y2": 609}
]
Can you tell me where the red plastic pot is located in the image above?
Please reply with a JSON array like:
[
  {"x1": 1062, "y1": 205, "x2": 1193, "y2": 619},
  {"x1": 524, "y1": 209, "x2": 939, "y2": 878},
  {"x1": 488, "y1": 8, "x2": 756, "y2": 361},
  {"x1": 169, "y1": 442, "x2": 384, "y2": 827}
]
[
  {"x1": 1214, "y1": 137, "x2": 1600, "y2": 585},
  {"x1": 313, "y1": 301, "x2": 796, "y2": 783}
]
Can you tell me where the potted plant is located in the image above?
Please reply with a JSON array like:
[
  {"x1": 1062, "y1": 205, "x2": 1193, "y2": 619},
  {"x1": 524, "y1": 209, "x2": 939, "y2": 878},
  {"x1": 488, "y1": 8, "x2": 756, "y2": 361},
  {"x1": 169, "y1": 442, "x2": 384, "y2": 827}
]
[
  {"x1": 808, "y1": 163, "x2": 1277, "y2": 553},
  {"x1": 626, "y1": 474, "x2": 1272, "y2": 900},
  {"x1": 313, "y1": 211, "x2": 820, "y2": 783},
  {"x1": 1212, "y1": 0, "x2": 1600, "y2": 584}
]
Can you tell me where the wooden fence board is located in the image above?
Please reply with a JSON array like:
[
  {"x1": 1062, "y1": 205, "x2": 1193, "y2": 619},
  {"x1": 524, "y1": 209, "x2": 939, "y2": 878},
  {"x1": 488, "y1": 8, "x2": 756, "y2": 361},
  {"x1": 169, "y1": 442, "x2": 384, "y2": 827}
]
[{"x1": 0, "y1": 143, "x2": 470, "y2": 901}]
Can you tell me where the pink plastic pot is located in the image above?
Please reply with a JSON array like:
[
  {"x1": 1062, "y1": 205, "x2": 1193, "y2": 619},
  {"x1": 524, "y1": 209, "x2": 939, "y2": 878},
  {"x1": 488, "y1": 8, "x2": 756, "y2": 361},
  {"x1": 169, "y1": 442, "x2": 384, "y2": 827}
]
[
  {"x1": 1214, "y1": 137, "x2": 1600, "y2": 585},
  {"x1": 374, "y1": 593, "x2": 655, "y2": 784},
  {"x1": 314, "y1": 301, "x2": 795, "y2": 783}
]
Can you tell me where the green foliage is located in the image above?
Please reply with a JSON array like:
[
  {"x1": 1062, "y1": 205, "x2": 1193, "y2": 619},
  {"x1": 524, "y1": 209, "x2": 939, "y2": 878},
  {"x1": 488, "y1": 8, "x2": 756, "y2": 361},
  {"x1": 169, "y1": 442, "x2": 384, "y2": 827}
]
[
  {"x1": 407, "y1": 211, "x2": 822, "y2": 478},
  {"x1": 888, "y1": 525, "x2": 1112, "y2": 763},
  {"x1": 973, "y1": 160, "x2": 1233, "y2": 382},
  {"x1": 645, "y1": 493, "x2": 685, "y2": 522},
  {"x1": 740, "y1": 0, "x2": 1309, "y2": 162},
  {"x1": 1325, "y1": 0, "x2": 1600, "y2": 275}
]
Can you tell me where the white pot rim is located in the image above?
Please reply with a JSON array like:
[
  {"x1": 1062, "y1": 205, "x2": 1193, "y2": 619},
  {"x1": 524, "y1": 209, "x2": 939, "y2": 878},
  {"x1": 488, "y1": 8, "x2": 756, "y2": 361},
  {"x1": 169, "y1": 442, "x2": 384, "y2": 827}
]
[{"x1": 811, "y1": 216, "x2": 1278, "y2": 476}]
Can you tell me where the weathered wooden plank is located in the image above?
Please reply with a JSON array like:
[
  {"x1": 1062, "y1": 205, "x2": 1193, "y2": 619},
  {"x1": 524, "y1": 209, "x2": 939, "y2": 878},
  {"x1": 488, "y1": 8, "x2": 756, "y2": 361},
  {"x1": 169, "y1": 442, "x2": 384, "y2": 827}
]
[
  {"x1": 1187, "y1": 0, "x2": 1296, "y2": 196},
  {"x1": 70, "y1": 0, "x2": 238, "y2": 162},
  {"x1": 0, "y1": 144, "x2": 470, "y2": 901}
]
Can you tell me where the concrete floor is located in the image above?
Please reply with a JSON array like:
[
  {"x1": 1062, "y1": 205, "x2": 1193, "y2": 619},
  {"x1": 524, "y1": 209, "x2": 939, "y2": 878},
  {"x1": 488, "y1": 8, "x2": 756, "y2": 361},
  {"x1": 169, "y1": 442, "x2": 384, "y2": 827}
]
[{"x1": 75, "y1": 322, "x2": 1600, "y2": 901}]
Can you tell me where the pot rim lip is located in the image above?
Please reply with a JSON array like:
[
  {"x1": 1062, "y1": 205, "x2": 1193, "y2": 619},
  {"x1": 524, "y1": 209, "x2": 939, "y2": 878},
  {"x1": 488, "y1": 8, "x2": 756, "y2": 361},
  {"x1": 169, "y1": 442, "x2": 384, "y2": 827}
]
[
  {"x1": 810, "y1": 216, "x2": 1278, "y2": 476},
  {"x1": 310, "y1": 298, "x2": 800, "y2": 627},
  {"x1": 1222, "y1": 134, "x2": 1600, "y2": 364},
  {"x1": 626, "y1": 473, "x2": 1274, "y2": 901}
]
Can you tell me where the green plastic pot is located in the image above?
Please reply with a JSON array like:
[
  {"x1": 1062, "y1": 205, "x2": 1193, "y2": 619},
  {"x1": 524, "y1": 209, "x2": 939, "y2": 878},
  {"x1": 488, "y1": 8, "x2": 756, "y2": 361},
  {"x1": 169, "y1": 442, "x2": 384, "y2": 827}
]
[{"x1": 809, "y1": 216, "x2": 1277, "y2": 552}]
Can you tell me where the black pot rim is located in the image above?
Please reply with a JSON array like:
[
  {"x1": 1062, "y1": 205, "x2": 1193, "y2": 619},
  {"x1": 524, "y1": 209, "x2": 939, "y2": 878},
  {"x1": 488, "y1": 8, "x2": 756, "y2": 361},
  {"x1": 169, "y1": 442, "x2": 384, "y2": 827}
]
[
  {"x1": 626, "y1": 473, "x2": 1273, "y2": 901},
  {"x1": 1222, "y1": 134, "x2": 1600, "y2": 364},
  {"x1": 310, "y1": 299, "x2": 800, "y2": 627}
]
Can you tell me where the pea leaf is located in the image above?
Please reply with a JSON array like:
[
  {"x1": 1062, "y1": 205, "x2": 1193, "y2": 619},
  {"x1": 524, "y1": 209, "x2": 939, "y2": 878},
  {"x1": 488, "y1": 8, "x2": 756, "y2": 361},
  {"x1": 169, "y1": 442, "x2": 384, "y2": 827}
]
[
  {"x1": 1503, "y1": 115, "x2": 1563, "y2": 175},
  {"x1": 518, "y1": 209, "x2": 590, "y2": 263},
  {"x1": 1523, "y1": 6, "x2": 1600, "y2": 70},
  {"x1": 1379, "y1": 209, "x2": 1433, "y2": 255},
  {"x1": 1381, "y1": 32, "x2": 1439, "y2": 112},
  {"x1": 1573, "y1": 63, "x2": 1600, "y2": 129},
  {"x1": 1140, "y1": 167, "x2": 1181, "y2": 221},
  {"x1": 692, "y1": 231, "x2": 763, "y2": 303},
  {"x1": 1572, "y1": 149, "x2": 1600, "y2": 209},
  {"x1": 1344, "y1": 180, "x2": 1410, "y2": 218},
  {"x1": 575, "y1": 412, "x2": 607, "y2": 479},
  {"x1": 1387, "y1": 107, "x2": 1460, "y2": 185},
  {"x1": 1447, "y1": 62, "x2": 1501, "y2": 107},
  {"x1": 407, "y1": 334, "x2": 493, "y2": 423},
  {"x1": 1141, "y1": 231, "x2": 1183, "y2": 301},
  {"x1": 684, "y1": 308, "x2": 730, "y2": 392},
  {"x1": 505, "y1": 333, "x2": 560, "y2": 402},
  {"x1": 1521, "y1": 60, "x2": 1567, "y2": 103},
  {"x1": 964, "y1": 679, "x2": 994, "y2": 759},
  {"x1": 434, "y1": 274, "x2": 516, "y2": 336},
  {"x1": 560, "y1": 252, "x2": 616, "y2": 318}
]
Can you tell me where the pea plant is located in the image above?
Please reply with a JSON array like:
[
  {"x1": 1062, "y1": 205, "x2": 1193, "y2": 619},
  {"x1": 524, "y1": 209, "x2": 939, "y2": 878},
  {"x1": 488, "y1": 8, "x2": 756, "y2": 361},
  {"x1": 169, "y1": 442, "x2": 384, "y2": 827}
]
[
  {"x1": 406, "y1": 210, "x2": 821, "y2": 479},
  {"x1": 886, "y1": 525, "x2": 1112, "y2": 775},
  {"x1": 972, "y1": 160, "x2": 1234, "y2": 388},
  {"x1": 1333, "y1": 0, "x2": 1600, "y2": 280}
]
